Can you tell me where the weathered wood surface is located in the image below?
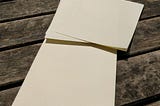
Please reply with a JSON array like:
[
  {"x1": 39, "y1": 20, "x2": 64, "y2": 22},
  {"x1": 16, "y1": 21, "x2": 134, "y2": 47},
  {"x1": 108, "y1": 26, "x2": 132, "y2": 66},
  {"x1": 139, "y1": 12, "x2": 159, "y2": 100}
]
[
  {"x1": 0, "y1": 0, "x2": 159, "y2": 22},
  {"x1": 129, "y1": 17, "x2": 160, "y2": 55},
  {"x1": 0, "y1": 44, "x2": 41, "y2": 86},
  {"x1": 0, "y1": 87, "x2": 20, "y2": 106},
  {"x1": 0, "y1": 14, "x2": 53, "y2": 49},
  {"x1": 131, "y1": 0, "x2": 160, "y2": 19},
  {"x1": 0, "y1": 14, "x2": 160, "y2": 56},
  {"x1": 0, "y1": 0, "x2": 15, "y2": 3},
  {"x1": 0, "y1": 44, "x2": 160, "y2": 106},
  {"x1": 0, "y1": 0, "x2": 59, "y2": 22},
  {"x1": 116, "y1": 50, "x2": 160, "y2": 105}
]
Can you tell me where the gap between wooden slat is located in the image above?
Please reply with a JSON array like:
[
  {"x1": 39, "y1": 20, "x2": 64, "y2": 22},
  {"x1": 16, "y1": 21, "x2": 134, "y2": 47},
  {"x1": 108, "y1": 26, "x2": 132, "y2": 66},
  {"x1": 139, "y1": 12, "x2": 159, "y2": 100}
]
[
  {"x1": 140, "y1": 14, "x2": 160, "y2": 21},
  {"x1": 122, "y1": 93, "x2": 160, "y2": 106},
  {"x1": 0, "y1": 39, "x2": 44, "y2": 52},
  {"x1": 117, "y1": 45, "x2": 160, "y2": 60},
  {"x1": 0, "y1": 11, "x2": 56, "y2": 23},
  {"x1": 0, "y1": 80, "x2": 23, "y2": 91},
  {"x1": 0, "y1": 0, "x2": 15, "y2": 3}
]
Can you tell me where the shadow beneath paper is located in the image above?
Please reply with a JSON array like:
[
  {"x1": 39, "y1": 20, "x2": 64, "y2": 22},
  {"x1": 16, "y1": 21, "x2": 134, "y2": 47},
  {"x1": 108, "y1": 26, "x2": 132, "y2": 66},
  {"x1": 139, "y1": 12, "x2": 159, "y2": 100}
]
[{"x1": 46, "y1": 38, "x2": 117, "y2": 54}]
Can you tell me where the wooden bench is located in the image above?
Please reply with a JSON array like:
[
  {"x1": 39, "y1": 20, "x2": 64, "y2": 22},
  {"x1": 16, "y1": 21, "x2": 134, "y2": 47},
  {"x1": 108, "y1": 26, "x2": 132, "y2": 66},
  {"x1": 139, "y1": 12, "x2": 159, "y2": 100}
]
[{"x1": 0, "y1": 0, "x2": 160, "y2": 106}]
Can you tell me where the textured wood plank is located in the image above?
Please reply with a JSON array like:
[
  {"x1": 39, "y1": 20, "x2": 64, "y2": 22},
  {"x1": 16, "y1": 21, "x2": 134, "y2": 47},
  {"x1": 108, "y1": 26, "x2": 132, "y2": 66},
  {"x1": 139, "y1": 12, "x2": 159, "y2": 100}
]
[
  {"x1": 0, "y1": 14, "x2": 53, "y2": 49},
  {"x1": 129, "y1": 17, "x2": 160, "y2": 55},
  {"x1": 0, "y1": 44, "x2": 41, "y2": 86},
  {"x1": 0, "y1": 15, "x2": 160, "y2": 55},
  {"x1": 0, "y1": 87, "x2": 20, "y2": 106},
  {"x1": 130, "y1": 0, "x2": 160, "y2": 19},
  {"x1": 0, "y1": 0, "x2": 159, "y2": 21},
  {"x1": 0, "y1": 0, "x2": 59, "y2": 22},
  {"x1": 116, "y1": 50, "x2": 160, "y2": 106}
]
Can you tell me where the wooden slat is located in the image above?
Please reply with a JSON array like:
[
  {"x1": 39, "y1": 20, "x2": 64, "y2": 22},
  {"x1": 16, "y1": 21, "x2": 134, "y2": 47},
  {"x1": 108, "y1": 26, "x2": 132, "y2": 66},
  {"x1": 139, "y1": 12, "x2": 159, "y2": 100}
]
[
  {"x1": 129, "y1": 17, "x2": 160, "y2": 55},
  {"x1": 0, "y1": 0, "x2": 15, "y2": 3},
  {"x1": 0, "y1": 15, "x2": 160, "y2": 55},
  {"x1": 0, "y1": 14, "x2": 53, "y2": 49},
  {"x1": 0, "y1": 44, "x2": 160, "y2": 105},
  {"x1": 0, "y1": 87, "x2": 20, "y2": 106},
  {"x1": 0, "y1": 44, "x2": 41, "y2": 86},
  {"x1": 0, "y1": 0, "x2": 59, "y2": 22},
  {"x1": 116, "y1": 50, "x2": 160, "y2": 106},
  {"x1": 130, "y1": 0, "x2": 160, "y2": 19},
  {"x1": 0, "y1": 0, "x2": 159, "y2": 21}
]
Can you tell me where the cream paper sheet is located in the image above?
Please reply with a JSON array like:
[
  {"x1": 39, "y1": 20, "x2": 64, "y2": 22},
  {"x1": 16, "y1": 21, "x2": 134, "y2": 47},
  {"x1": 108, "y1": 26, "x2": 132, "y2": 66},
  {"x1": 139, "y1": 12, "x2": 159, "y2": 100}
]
[
  {"x1": 12, "y1": 40, "x2": 117, "y2": 106},
  {"x1": 46, "y1": 0, "x2": 143, "y2": 51}
]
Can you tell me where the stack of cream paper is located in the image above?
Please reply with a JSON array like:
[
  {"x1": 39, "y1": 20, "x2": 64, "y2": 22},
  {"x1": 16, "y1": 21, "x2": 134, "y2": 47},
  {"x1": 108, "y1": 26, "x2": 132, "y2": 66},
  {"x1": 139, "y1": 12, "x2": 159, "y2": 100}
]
[{"x1": 12, "y1": 0, "x2": 143, "y2": 106}]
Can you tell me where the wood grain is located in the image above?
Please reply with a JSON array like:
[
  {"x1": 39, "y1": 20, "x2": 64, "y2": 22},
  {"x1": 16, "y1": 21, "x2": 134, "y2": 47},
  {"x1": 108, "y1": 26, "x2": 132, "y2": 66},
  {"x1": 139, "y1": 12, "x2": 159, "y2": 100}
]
[
  {"x1": 0, "y1": 0, "x2": 159, "y2": 21},
  {"x1": 0, "y1": 44, "x2": 160, "y2": 105},
  {"x1": 0, "y1": 15, "x2": 160, "y2": 55},
  {"x1": 0, "y1": 14, "x2": 53, "y2": 49},
  {"x1": 116, "y1": 50, "x2": 160, "y2": 106},
  {"x1": 0, "y1": 87, "x2": 20, "y2": 106},
  {"x1": 0, "y1": 44, "x2": 41, "y2": 86},
  {"x1": 129, "y1": 17, "x2": 160, "y2": 55},
  {"x1": 130, "y1": 0, "x2": 160, "y2": 19},
  {"x1": 0, "y1": 0, "x2": 59, "y2": 22}
]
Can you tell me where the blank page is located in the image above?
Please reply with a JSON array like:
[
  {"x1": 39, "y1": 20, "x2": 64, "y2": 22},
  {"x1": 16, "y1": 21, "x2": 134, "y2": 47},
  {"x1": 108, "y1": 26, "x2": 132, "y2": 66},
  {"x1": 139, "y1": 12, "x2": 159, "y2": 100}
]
[
  {"x1": 12, "y1": 40, "x2": 117, "y2": 106},
  {"x1": 46, "y1": 0, "x2": 143, "y2": 51}
]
